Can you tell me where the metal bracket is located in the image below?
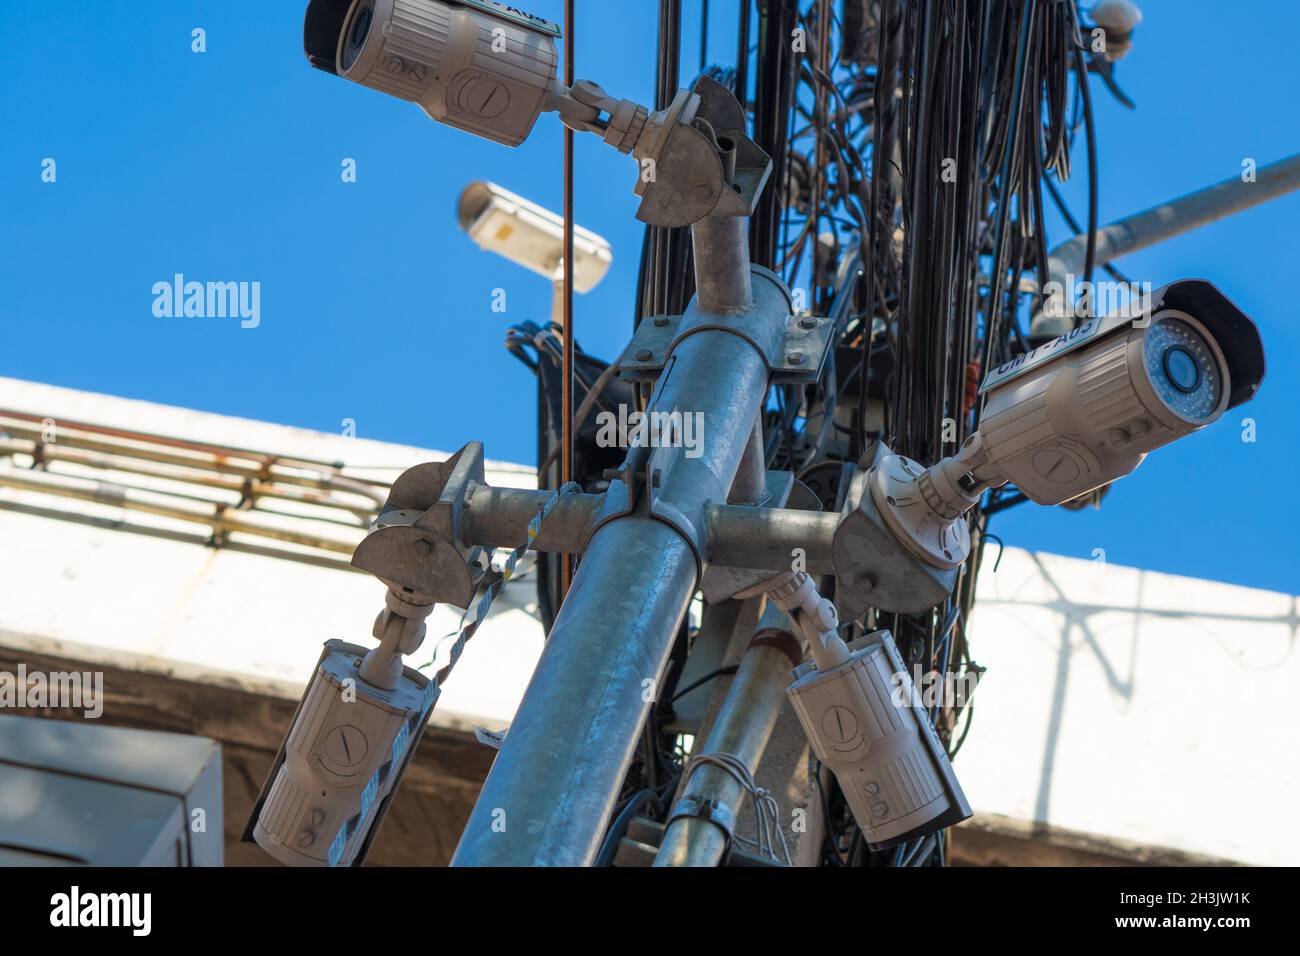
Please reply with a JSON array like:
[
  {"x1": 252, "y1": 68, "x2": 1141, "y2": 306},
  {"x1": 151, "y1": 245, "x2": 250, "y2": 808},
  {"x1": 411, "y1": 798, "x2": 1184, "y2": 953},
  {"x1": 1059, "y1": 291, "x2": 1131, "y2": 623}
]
[
  {"x1": 350, "y1": 442, "x2": 487, "y2": 608},
  {"x1": 830, "y1": 442, "x2": 960, "y2": 617},
  {"x1": 632, "y1": 75, "x2": 772, "y2": 228},
  {"x1": 617, "y1": 271, "x2": 832, "y2": 385},
  {"x1": 667, "y1": 796, "x2": 736, "y2": 855}
]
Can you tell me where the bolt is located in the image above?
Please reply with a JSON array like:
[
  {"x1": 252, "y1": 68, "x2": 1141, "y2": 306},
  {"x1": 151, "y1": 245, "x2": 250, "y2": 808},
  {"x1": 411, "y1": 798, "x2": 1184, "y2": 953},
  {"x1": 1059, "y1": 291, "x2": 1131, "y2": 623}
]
[
  {"x1": 798, "y1": 317, "x2": 817, "y2": 330},
  {"x1": 857, "y1": 573, "x2": 876, "y2": 591},
  {"x1": 652, "y1": 316, "x2": 669, "y2": 327},
  {"x1": 787, "y1": 352, "x2": 804, "y2": 365},
  {"x1": 635, "y1": 348, "x2": 653, "y2": 361}
]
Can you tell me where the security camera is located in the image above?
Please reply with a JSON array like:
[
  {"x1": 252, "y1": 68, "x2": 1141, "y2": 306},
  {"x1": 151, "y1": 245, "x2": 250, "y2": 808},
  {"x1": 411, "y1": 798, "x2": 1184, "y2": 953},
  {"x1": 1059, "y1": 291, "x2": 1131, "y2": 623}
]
[
  {"x1": 869, "y1": 280, "x2": 1265, "y2": 570},
  {"x1": 306, "y1": 0, "x2": 563, "y2": 146},
  {"x1": 303, "y1": 1, "x2": 774, "y2": 228},
  {"x1": 457, "y1": 180, "x2": 612, "y2": 292},
  {"x1": 1090, "y1": 1, "x2": 1142, "y2": 62},
  {"x1": 764, "y1": 573, "x2": 971, "y2": 848},
  {"x1": 786, "y1": 628, "x2": 971, "y2": 849},
  {"x1": 244, "y1": 592, "x2": 439, "y2": 866}
]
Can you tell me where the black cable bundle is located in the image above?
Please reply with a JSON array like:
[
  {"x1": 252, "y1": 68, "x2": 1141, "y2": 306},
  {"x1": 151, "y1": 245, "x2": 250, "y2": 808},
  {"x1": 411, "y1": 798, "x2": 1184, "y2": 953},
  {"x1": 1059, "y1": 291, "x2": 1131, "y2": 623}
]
[
  {"x1": 764, "y1": 0, "x2": 1108, "y2": 868},
  {"x1": 605, "y1": 0, "x2": 1112, "y2": 868}
]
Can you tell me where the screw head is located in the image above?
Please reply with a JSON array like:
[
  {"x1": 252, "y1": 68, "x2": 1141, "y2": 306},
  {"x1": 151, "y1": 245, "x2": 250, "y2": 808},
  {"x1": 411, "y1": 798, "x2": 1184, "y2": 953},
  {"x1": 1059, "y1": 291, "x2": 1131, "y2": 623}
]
[
  {"x1": 787, "y1": 352, "x2": 804, "y2": 365},
  {"x1": 652, "y1": 316, "x2": 669, "y2": 327},
  {"x1": 635, "y1": 348, "x2": 653, "y2": 361},
  {"x1": 798, "y1": 317, "x2": 817, "y2": 330}
]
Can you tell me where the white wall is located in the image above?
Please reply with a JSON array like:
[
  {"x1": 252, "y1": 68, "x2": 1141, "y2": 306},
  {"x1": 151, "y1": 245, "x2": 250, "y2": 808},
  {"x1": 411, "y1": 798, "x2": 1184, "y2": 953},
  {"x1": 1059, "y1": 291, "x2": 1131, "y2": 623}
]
[
  {"x1": 3, "y1": 377, "x2": 1296, "y2": 863},
  {"x1": 964, "y1": 547, "x2": 1299, "y2": 865},
  {"x1": 0, "y1": 377, "x2": 544, "y2": 731}
]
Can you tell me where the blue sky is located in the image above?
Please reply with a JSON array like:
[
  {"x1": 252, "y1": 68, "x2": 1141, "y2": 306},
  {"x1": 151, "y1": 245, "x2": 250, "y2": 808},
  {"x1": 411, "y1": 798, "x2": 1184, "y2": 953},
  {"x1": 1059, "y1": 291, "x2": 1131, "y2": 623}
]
[{"x1": 1, "y1": 1, "x2": 1296, "y2": 593}]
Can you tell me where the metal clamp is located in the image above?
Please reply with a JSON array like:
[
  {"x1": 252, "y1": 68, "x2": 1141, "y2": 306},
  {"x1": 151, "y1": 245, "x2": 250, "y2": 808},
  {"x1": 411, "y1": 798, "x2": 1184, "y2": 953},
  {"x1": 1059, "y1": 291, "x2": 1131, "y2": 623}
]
[
  {"x1": 617, "y1": 267, "x2": 832, "y2": 385},
  {"x1": 350, "y1": 442, "x2": 488, "y2": 607},
  {"x1": 667, "y1": 796, "x2": 737, "y2": 860}
]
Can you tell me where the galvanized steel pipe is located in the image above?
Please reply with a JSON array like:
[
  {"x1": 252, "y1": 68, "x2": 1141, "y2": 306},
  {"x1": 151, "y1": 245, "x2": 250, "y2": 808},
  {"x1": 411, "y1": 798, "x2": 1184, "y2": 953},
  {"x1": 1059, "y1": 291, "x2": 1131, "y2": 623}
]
[
  {"x1": 451, "y1": 215, "x2": 786, "y2": 866},
  {"x1": 654, "y1": 604, "x2": 801, "y2": 867}
]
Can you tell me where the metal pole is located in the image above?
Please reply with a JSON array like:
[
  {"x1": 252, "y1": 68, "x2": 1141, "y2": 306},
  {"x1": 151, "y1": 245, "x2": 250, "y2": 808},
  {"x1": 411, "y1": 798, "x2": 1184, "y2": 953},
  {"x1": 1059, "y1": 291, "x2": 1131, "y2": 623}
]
[
  {"x1": 452, "y1": 516, "x2": 697, "y2": 866},
  {"x1": 452, "y1": 215, "x2": 782, "y2": 866},
  {"x1": 653, "y1": 604, "x2": 800, "y2": 867},
  {"x1": 693, "y1": 215, "x2": 753, "y2": 312},
  {"x1": 729, "y1": 414, "x2": 767, "y2": 504},
  {"x1": 560, "y1": 0, "x2": 576, "y2": 596},
  {"x1": 1033, "y1": 152, "x2": 1300, "y2": 337}
]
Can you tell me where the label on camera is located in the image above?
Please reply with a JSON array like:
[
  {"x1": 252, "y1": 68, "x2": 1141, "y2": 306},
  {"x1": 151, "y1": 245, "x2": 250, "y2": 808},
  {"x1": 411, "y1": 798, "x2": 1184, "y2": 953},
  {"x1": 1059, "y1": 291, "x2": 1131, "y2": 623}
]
[
  {"x1": 474, "y1": 725, "x2": 509, "y2": 750},
  {"x1": 459, "y1": 0, "x2": 563, "y2": 38},
  {"x1": 978, "y1": 311, "x2": 1130, "y2": 395}
]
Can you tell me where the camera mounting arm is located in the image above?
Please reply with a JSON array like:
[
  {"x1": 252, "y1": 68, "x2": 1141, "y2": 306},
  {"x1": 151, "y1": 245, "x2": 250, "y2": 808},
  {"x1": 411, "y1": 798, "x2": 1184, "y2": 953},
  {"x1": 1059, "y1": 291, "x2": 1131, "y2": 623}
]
[{"x1": 544, "y1": 74, "x2": 771, "y2": 228}]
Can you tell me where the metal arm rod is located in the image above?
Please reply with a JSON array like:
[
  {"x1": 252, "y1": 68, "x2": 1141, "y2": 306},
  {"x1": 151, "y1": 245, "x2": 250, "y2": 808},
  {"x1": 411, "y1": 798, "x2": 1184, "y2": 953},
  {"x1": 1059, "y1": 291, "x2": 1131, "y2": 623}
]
[
  {"x1": 653, "y1": 604, "x2": 800, "y2": 866},
  {"x1": 461, "y1": 484, "x2": 838, "y2": 575},
  {"x1": 1033, "y1": 152, "x2": 1300, "y2": 337},
  {"x1": 728, "y1": 413, "x2": 768, "y2": 504}
]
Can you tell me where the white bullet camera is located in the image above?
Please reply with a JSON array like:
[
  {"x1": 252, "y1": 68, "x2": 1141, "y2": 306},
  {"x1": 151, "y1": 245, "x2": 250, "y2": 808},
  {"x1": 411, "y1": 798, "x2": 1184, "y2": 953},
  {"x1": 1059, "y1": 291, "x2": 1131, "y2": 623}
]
[
  {"x1": 304, "y1": 1, "x2": 775, "y2": 229},
  {"x1": 457, "y1": 180, "x2": 612, "y2": 292},
  {"x1": 306, "y1": 0, "x2": 563, "y2": 146},
  {"x1": 872, "y1": 280, "x2": 1265, "y2": 570},
  {"x1": 787, "y1": 628, "x2": 971, "y2": 850}
]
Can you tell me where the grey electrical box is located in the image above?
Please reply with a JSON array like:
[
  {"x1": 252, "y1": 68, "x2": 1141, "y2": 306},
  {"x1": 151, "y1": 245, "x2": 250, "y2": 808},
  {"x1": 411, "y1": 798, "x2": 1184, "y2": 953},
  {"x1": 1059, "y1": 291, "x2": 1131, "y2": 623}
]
[{"x1": 0, "y1": 714, "x2": 223, "y2": 866}]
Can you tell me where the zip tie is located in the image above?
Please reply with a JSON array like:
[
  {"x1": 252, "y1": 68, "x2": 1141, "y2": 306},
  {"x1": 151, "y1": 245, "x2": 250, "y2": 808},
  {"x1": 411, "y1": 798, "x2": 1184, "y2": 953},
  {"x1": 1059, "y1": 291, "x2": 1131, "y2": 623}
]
[
  {"x1": 434, "y1": 482, "x2": 581, "y2": 688},
  {"x1": 326, "y1": 705, "x2": 418, "y2": 867}
]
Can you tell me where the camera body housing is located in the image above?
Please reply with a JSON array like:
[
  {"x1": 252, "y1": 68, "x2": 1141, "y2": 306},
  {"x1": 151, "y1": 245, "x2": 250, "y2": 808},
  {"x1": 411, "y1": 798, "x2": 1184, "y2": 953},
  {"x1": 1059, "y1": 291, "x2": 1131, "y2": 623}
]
[
  {"x1": 786, "y1": 628, "x2": 971, "y2": 850},
  {"x1": 975, "y1": 279, "x2": 1264, "y2": 505},
  {"x1": 306, "y1": 0, "x2": 561, "y2": 146},
  {"x1": 869, "y1": 279, "x2": 1265, "y2": 575},
  {"x1": 457, "y1": 180, "x2": 612, "y2": 291},
  {"x1": 244, "y1": 640, "x2": 436, "y2": 867}
]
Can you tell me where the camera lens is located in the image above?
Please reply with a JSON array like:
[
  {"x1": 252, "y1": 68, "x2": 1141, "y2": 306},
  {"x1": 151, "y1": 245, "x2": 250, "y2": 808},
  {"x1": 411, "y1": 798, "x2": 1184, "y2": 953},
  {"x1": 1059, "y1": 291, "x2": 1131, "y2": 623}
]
[
  {"x1": 340, "y1": 1, "x2": 375, "y2": 73},
  {"x1": 1162, "y1": 346, "x2": 1200, "y2": 393},
  {"x1": 1144, "y1": 316, "x2": 1222, "y2": 421}
]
